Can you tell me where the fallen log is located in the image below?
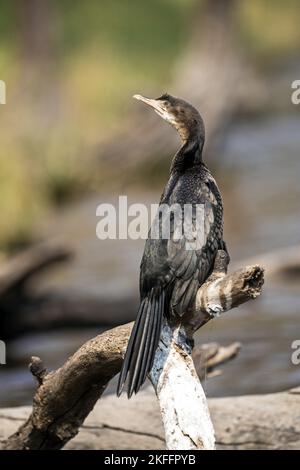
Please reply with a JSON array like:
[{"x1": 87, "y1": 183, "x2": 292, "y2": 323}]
[
  {"x1": 1, "y1": 387, "x2": 299, "y2": 450},
  {"x1": 1, "y1": 250, "x2": 263, "y2": 450}
]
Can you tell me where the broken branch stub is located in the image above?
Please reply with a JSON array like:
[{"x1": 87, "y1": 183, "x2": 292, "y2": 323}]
[{"x1": 149, "y1": 250, "x2": 264, "y2": 450}]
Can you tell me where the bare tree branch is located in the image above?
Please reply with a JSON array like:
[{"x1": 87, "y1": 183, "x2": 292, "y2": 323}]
[{"x1": 2, "y1": 249, "x2": 263, "y2": 450}]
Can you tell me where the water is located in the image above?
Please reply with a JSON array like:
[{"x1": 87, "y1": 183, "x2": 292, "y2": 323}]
[{"x1": 1, "y1": 114, "x2": 300, "y2": 406}]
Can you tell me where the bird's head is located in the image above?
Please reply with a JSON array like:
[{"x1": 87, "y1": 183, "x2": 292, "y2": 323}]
[{"x1": 133, "y1": 93, "x2": 205, "y2": 146}]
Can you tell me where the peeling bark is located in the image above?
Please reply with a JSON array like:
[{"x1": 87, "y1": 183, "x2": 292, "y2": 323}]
[{"x1": 150, "y1": 324, "x2": 215, "y2": 450}]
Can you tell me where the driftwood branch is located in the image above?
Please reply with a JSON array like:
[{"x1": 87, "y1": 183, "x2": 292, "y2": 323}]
[{"x1": 2, "y1": 251, "x2": 263, "y2": 450}]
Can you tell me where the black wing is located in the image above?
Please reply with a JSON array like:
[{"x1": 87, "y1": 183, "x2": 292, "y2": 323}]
[{"x1": 140, "y1": 177, "x2": 223, "y2": 317}]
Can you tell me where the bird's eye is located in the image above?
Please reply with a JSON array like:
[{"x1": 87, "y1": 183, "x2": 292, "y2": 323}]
[{"x1": 157, "y1": 93, "x2": 169, "y2": 101}]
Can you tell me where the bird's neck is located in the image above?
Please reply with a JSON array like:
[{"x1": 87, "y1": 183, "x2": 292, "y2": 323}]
[{"x1": 170, "y1": 134, "x2": 204, "y2": 174}]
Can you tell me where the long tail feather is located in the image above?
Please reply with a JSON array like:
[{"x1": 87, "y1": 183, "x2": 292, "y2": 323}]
[
  {"x1": 116, "y1": 298, "x2": 148, "y2": 396},
  {"x1": 117, "y1": 289, "x2": 164, "y2": 398}
]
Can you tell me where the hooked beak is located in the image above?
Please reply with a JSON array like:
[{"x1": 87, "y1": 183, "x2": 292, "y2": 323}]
[{"x1": 133, "y1": 94, "x2": 169, "y2": 121}]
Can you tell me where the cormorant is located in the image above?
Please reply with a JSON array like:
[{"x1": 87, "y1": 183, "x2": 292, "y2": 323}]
[{"x1": 117, "y1": 93, "x2": 226, "y2": 398}]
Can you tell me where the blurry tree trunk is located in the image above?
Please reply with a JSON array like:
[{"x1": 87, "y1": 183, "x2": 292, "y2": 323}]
[
  {"x1": 15, "y1": 0, "x2": 63, "y2": 130},
  {"x1": 174, "y1": 0, "x2": 264, "y2": 154},
  {"x1": 17, "y1": 0, "x2": 57, "y2": 65},
  {"x1": 97, "y1": 0, "x2": 266, "y2": 176}
]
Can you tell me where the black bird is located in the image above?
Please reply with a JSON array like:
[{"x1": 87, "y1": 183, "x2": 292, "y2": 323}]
[{"x1": 117, "y1": 93, "x2": 226, "y2": 398}]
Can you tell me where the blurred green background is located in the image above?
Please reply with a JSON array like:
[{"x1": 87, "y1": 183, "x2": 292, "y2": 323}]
[{"x1": 0, "y1": 0, "x2": 300, "y2": 251}]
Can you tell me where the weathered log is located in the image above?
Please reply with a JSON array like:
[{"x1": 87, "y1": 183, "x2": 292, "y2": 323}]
[
  {"x1": 1, "y1": 387, "x2": 299, "y2": 450},
  {"x1": 1, "y1": 252, "x2": 263, "y2": 450},
  {"x1": 2, "y1": 323, "x2": 131, "y2": 450}
]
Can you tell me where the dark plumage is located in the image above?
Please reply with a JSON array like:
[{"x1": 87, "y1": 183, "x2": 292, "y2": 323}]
[{"x1": 117, "y1": 93, "x2": 226, "y2": 398}]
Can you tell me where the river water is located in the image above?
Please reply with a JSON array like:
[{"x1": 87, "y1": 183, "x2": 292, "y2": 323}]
[{"x1": 1, "y1": 114, "x2": 300, "y2": 407}]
